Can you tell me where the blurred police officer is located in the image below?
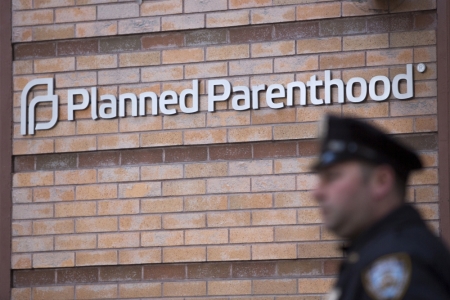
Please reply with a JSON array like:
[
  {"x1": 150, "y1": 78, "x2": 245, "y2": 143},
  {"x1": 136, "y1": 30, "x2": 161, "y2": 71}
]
[{"x1": 312, "y1": 115, "x2": 450, "y2": 300}]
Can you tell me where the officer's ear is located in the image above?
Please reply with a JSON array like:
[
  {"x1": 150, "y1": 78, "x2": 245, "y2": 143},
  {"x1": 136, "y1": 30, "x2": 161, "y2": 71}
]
[{"x1": 370, "y1": 164, "x2": 397, "y2": 200}]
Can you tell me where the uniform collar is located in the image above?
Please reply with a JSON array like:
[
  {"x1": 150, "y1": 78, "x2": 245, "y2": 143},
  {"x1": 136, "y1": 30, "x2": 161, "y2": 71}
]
[{"x1": 343, "y1": 204, "x2": 424, "y2": 254}]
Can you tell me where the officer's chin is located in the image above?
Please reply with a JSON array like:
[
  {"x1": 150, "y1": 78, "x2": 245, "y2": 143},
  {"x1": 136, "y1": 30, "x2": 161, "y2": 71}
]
[
  {"x1": 322, "y1": 212, "x2": 342, "y2": 236},
  {"x1": 322, "y1": 213, "x2": 335, "y2": 231},
  {"x1": 320, "y1": 205, "x2": 332, "y2": 220}
]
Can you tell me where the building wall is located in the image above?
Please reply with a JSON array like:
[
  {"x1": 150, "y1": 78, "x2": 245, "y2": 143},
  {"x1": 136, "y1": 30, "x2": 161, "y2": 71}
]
[{"x1": 9, "y1": 0, "x2": 439, "y2": 299}]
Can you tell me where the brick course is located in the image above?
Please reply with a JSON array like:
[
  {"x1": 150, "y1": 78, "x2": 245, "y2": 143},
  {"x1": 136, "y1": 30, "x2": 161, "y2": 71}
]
[
  {"x1": 11, "y1": 0, "x2": 436, "y2": 43},
  {"x1": 12, "y1": 259, "x2": 342, "y2": 296}
]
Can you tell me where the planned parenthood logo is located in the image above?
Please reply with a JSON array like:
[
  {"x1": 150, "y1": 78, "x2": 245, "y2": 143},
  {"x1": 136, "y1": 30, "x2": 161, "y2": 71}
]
[
  {"x1": 20, "y1": 64, "x2": 424, "y2": 136},
  {"x1": 21, "y1": 78, "x2": 58, "y2": 135}
]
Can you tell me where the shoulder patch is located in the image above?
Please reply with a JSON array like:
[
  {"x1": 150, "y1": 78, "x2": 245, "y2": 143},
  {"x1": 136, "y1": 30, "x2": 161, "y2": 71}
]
[{"x1": 362, "y1": 253, "x2": 412, "y2": 300}]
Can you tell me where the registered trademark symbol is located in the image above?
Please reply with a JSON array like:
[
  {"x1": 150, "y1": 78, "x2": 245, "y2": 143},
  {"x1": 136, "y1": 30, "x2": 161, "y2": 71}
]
[{"x1": 417, "y1": 63, "x2": 426, "y2": 73}]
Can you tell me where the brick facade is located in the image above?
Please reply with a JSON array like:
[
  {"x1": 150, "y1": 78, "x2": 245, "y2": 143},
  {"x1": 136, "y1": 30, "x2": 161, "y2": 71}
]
[{"x1": 7, "y1": 0, "x2": 441, "y2": 299}]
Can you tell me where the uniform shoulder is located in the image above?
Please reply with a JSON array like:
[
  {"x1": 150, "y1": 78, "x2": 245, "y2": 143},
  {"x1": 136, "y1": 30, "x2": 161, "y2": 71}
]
[
  {"x1": 357, "y1": 222, "x2": 450, "y2": 298},
  {"x1": 360, "y1": 239, "x2": 450, "y2": 300},
  {"x1": 363, "y1": 221, "x2": 447, "y2": 263}
]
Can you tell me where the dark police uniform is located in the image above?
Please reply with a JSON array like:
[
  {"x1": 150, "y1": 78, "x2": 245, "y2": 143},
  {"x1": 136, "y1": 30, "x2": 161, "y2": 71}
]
[
  {"x1": 312, "y1": 115, "x2": 450, "y2": 300},
  {"x1": 332, "y1": 204, "x2": 450, "y2": 300}
]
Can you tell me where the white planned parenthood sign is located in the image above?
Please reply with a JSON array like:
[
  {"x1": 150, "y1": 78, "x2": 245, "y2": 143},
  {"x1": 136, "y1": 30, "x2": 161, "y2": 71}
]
[{"x1": 21, "y1": 64, "x2": 420, "y2": 135}]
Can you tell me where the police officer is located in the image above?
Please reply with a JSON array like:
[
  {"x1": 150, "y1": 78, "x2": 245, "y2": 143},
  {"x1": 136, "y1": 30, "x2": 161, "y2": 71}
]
[{"x1": 312, "y1": 115, "x2": 450, "y2": 300}]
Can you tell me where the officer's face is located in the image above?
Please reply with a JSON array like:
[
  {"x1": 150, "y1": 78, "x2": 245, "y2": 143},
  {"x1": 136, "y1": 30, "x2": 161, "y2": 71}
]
[{"x1": 313, "y1": 161, "x2": 373, "y2": 239}]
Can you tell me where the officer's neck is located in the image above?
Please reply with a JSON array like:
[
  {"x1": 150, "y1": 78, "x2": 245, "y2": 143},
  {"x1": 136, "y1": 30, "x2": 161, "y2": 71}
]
[{"x1": 348, "y1": 196, "x2": 404, "y2": 241}]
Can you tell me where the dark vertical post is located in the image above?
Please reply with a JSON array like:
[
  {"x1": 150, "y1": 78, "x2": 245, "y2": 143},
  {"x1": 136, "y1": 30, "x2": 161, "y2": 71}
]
[
  {"x1": 0, "y1": 0, "x2": 12, "y2": 298},
  {"x1": 437, "y1": 0, "x2": 450, "y2": 248}
]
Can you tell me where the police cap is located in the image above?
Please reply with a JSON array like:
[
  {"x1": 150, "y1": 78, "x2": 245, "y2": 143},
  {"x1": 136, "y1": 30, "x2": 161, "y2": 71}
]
[{"x1": 311, "y1": 115, "x2": 422, "y2": 179}]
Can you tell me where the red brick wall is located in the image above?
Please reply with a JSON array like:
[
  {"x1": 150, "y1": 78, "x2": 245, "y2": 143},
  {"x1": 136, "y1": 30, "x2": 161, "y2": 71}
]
[{"x1": 10, "y1": 0, "x2": 439, "y2": 298}]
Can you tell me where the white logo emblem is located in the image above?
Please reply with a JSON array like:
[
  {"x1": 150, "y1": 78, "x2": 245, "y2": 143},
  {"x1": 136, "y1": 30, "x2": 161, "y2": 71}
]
[{"x1": 20, "y1": 78, "x2": 58, "y2": 135}]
